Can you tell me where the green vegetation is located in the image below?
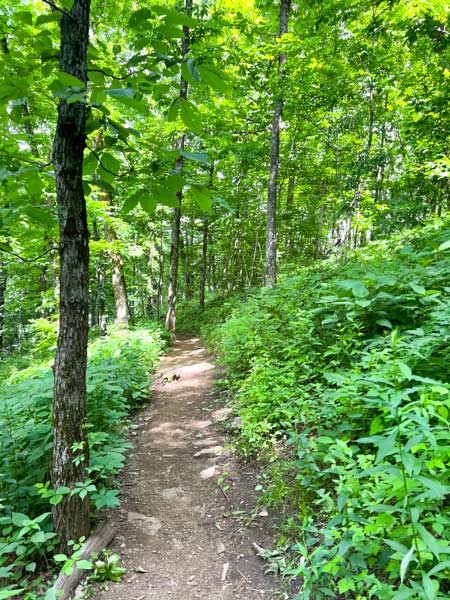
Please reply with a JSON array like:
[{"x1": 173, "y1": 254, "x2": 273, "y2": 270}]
[
  {"x1": 199, "y1": 221, "x2": 450, "y2": 599},
  {"x1": 0, "y1": 324, "x2": 167, "y2": 596},
  {"x1": 0, "y1": 0, "x2": 449, "y2": 596}
]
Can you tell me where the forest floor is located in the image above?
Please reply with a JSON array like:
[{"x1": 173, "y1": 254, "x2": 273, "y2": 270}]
[{"x1": 92, "y1": 338, "x2": 281, "y2": 600}]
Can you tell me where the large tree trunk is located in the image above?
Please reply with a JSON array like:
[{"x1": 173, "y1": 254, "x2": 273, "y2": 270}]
[
  {"x1": 52, "y1": 0, "x2": 91, "y2": 551},
  {"x1": 165, "y1": 0, "x2": 192, "y2": 333},
  {"x1": 265, "y1": 0, "x2": 290, "y2": 287}
]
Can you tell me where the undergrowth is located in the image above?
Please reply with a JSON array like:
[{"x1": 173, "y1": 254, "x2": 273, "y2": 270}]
[
  {"x1": 0, "y1": 324, "x2": 167, "y2": 598},
  {"x1": 201, "y1": 220, "x2": 450, "y2": 600}
]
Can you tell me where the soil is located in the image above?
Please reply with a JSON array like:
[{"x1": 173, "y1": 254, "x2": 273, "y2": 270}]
[{"x1": 92, "y1": 338, "x2": 282, "y2": 600}]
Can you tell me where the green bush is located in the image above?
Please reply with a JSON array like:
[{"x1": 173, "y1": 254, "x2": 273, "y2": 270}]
[{"x1": 205, "y1": 221, "x2": 450, "y2": 599}]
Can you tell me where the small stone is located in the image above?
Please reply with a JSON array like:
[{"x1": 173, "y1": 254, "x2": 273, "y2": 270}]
[
  {"x1": 216, "y1": 541, "x2": 225, "y2": 554},
  {"x1": 200, "y1": 466, "x2": 216, "y2": 479},
  {"x1": 193, "y1": 446, "x2": 224, "y2": 459},
  {"x1": 221, "y1": 562, "x2": 230, "y2": 581},
  {"x1": 128, "y1": 512, "x2": 161, "y2": 536}
]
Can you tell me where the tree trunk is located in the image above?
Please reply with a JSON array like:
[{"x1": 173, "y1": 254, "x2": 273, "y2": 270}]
[
  {"x1": 92, "y1": 219, "x2": 106, "y2": 334},
  {"x1": 0, "y1": 261, "x2": 6, "y2": 351},
  {"x1": 104, "y1": 221, "x2": 130, "y2": 327},
  {"x1": 52, "y1": 0, "x2": 91, "y2": 551},
  {"x1": 265, "y1": 0, "x2": 290, "y2": 287},
  {"x1": 199, "y1": 217, "x2": 208, "y2": 310},
  {"x1": 165, "y1": 0, "x2": 192, "y2": 332}
]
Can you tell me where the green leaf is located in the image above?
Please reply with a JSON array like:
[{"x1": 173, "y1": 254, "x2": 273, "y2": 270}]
[
  {"x1": 110, "y1": 94, "x2": 148, "y2": 115},
  {"x1": 397, "y1": 361, "x2": 412, "y2": 380},
  {"x1": 416, "y1": 524, "x2": 449, "y2": 559},
  {"x1": 197, "y1": 64, "x2": 231, "y2": 94},
  {"x1": 168, "y1": 97, "x2": 180, "y2": 122},
  {"x1": 191, "y1": 184, "x2": 212, "y2": 211},
  {"x1": 400, "y1": 546, "x2": 415, "y2": 583},
  {"x1": 57, "y1": 72, "x2": 85, "y2": 90},
  {"x1": 103, "y1": 87, "x2": 135, "y2": 98},
  {"x1": 158, "y1": 24, "x2": 184, "y2": 38},
  {"x1": 101, "y1": 153, "x2": 121, "y2": 175},
  {"x1": 123, "y1": 194, "x2": 140, "y2": 213},
  {"x1": 180, "y1": 151, "x2": 210, "y2": 163},
  {"x1": 160, "y1": 8, "x2": 197, "y2": 27},
  {"x1": 36, "y1": 13, "x2": 61, "y2": 25},
  {"x1": 417, "y1": 476, "x2": 450, "y2": 501},
  {"x1": 409, "y1": 282, "x2": 426, "y2": 295},
  {"x1": 181, "y1": 60, "x2": 200, "y2": 86},
  {"x1": 25, "y1": 174, "x2": 43, "y2": 197},
  {"x1": 376, "y1": 319, "x2": 392, "y2": 329},
  {"x1": 30, "y1": 531, "x2": 46, "y2": 544},
  {"x1": 438, "y1": 239, "x2": 450, "y2": 251},
  {"x1": 83, "y1": 152, "x2": 98, "y2": 176},
  {"x1": 422, "y1": 575, "x2": 437, "y2": 600},
  {"x1": 164, "y1": 174, "x2": 185, "y2": 192},
  {"x1": 0, "y1": 590, "x2": 25, "y2": 600},
  {"x1": 140, "y1": 196, "x2": 157, "y2": 214},
  {"x1": 128, "y1": 8, "x2": 153, "y2": 29},
  {"x1": 76, "y1": 560, "x2": 93, "y2": 570},
  {"x1": 53, "y1": 554, "x2": 67, "y2": 562},
  {"x1": 11, "y1": 512, "x2": 31, "y2": 527},
  {"x1": 179, "y1": 98, "x2": 202, "y2": 134}
]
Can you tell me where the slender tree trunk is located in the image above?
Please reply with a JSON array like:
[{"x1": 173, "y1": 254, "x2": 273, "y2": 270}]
[
  {"x1": 52, "y1": 0, "x2": 91, "y2": 551},
  {"x1": 104, "y1": 221, "x2": 130, "y2": 327},
  {"x1": 92, "y1": 219, "x2": 106, "y2": 334},
  {"x1": 165, "y1": 0, "x2": 192, "y2": 332},
  {"x1": 199, "y1": 217, "x2": 208, "y2": 310},
  {"x1": 265, "y1": 0, "x2": 290, "y2": 286},
  {"x1": 0, "y1": 262, "x2": 6, "y2": 351}
]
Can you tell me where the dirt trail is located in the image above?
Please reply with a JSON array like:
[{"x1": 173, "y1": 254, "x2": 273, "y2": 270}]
[{"x1": 94, "y1": 338, "x2": 280, "y2": 600}]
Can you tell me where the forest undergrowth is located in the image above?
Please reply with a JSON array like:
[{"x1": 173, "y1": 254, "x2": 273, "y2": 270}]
[
  {"x1": 0, "y1": 324, "x2": 168, "y2": 598},
  {"x1": 180, "y1": 220, "x2": 450, "y2": 600}
]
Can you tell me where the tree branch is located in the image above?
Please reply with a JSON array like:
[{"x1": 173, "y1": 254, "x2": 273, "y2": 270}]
[
  {"x1": 41, "y1": 0, "x2": 76, "y2": 21},
  {"x1": 0, "y1": 246, "x2": 58, "y2": 263},
  {"x1": 86, "y1": 144, "x2": 134, "y2": 178},
  {"x1": 87, "y1": 67, "x2": 148, "y2": 81}
]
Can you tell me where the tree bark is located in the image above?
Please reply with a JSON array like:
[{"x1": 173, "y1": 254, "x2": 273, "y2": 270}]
[
  {"x1": 199, "y1": 217, "x2": 208, "y2": 310},
  {"x1": 265, "y1": 0, "x2": 290, "y2": 287},
  {"x1": 165, "y1": 0, "x2": 192, "y2": 332},
  {"x1": 52, "y1": 0, "x2": 91, "y2": 551}
]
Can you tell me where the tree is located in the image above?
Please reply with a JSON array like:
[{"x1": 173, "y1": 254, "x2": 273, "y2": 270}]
[
  {"x1": 265, "y1": 0, "x2": 290, "y2": 286},
  {"x1": 51, "y1": 0, "x2": 92, "y2": 549},
  {"x1": 165, "y1": 0, "x2": 193, "y2": 332}
]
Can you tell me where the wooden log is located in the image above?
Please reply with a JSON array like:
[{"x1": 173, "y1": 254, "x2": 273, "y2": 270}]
[{"x1": 50, "y1": 521, "x2": 116, "y2": 600}]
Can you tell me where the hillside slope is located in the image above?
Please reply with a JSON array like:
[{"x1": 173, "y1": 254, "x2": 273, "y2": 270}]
[{"x1": 202, "y1": 221, "x2": 450, "y2": 600}]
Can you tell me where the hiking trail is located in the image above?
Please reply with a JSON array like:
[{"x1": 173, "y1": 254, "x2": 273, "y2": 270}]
[{"x1": 93, "y1": 337, "x2": 280, "y2": 600}]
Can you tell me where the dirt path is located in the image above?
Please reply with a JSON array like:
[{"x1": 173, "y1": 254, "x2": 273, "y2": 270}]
[{"x1": 94, "y1": 338, "x2": 280, "y2": 600}]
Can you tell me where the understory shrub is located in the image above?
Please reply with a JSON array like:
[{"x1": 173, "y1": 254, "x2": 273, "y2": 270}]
[
  {"x1": 205, "y1": 220, "x2": 450, "y2": 600},
  {"x1": 0, "y1": 324, "x2": 167, "y2": 595}
]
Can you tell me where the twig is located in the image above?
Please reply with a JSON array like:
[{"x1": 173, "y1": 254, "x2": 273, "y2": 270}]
[
  {"x1": 217, "y1": 483, "x2": 230, "y2": 502},
  {"x1": 0, "y1": 246, "x2": 57, "y2": 263},
  {"x1": 41, "y1": 0, "x2": 76, "y2": 21},
  {"x1": 85, "y1": 144, "x2": 134, "y2": 179},
  {"x1": 88, "y1": 67, "x2": 148, "y2": 81}
]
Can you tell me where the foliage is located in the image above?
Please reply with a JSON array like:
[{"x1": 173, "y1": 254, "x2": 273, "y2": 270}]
[
  {"x1": 204, "y1": 220, "x2": 450, "y2": 599},
  {"x1": 0, "y1": 324, "x2": 166, "y2": 594}
]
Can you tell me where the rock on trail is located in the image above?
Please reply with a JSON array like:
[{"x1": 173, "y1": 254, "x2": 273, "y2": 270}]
[{"x1": 93, "y1": 338, "x2": 279, "y2": 600}]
